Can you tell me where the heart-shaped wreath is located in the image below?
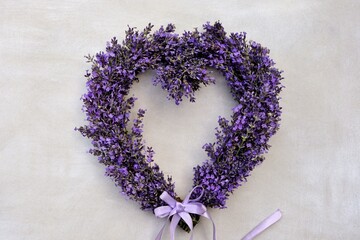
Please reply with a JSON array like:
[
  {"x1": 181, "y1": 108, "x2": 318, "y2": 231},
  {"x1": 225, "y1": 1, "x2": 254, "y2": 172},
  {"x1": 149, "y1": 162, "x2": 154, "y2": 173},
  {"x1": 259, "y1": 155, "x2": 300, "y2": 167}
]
[{"x1": 76, "y1": 21, "x2": 283, "y2": 239}]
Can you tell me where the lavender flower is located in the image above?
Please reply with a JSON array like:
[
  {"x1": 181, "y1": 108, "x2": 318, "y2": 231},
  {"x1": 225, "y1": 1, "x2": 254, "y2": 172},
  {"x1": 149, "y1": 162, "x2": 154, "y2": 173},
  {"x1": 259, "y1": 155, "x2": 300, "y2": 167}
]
[{"x1": 76, "y1": 21, "x2": 283, "y2": 214}]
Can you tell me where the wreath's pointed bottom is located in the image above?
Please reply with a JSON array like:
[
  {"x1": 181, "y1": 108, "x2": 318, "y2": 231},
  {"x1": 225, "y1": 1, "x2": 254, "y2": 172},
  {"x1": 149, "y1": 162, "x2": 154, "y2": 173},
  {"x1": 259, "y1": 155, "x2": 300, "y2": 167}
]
[
  {"x1": 178, "y1": 213, "x2": 200, "y2": 233},
  {"x1": 171, "y1": 196, "x2": 201, "y2": 232}
]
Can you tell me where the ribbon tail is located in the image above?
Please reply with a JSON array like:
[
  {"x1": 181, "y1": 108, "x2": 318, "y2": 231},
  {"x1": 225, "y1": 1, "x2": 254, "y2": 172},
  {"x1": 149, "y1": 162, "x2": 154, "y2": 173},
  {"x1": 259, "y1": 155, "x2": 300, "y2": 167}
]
[
  {"x1": 169, "y1": 214, "x2": 181, "y2": 240},
  {"x1": 190, "y1": 230, "x2": 194, "y2": 240},
  {"x1": 241, "y1": 209, "x2": 282, "y2": 240},
  {"x1": 155, "y1": 221, "x2": 168, "y2": 240},
  {"x1": 178, "y1": 212, "x2": 194, "y2": 240},
  {"x1": 202, "y1": 211, "x2": 216, "y2": 240},
  {"x1": 178, "y1": 212, "x2": 193, "y2": 231}
]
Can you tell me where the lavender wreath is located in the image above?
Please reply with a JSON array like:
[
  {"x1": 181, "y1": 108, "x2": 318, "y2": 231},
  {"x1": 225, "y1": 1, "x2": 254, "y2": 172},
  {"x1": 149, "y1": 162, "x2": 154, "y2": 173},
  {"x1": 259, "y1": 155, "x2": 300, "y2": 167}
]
[{"x1": 76, "y1": 21, "x2": 283, "y2": 233}]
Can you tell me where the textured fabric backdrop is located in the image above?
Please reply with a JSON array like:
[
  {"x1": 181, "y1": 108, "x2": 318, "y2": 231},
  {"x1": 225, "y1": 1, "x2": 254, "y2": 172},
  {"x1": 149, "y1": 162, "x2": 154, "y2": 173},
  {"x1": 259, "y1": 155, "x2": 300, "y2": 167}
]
[{"x1": 1, "y1": 0, "x2": 359, "y2": 239}]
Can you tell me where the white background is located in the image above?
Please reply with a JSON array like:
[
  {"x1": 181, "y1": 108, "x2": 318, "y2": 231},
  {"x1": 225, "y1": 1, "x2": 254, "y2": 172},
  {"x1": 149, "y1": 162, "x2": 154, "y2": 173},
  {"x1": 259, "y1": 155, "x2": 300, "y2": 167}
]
[{"x1": 1, "y1": 0, "x2": 359, "y2": 239}]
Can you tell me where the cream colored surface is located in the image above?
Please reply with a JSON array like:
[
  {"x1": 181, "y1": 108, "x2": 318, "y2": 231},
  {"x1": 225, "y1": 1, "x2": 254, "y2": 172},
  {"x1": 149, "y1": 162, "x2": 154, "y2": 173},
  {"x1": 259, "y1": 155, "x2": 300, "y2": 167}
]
[{"x1": 1, "y1": 0, "x2": 359, "y2": 239}]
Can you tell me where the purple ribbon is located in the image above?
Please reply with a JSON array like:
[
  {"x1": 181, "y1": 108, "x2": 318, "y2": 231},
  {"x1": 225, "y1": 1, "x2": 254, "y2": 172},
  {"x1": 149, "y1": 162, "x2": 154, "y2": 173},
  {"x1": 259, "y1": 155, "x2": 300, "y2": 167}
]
[
  {"x1": 154, "y1": 186, "x2": 216, "y2": 240},
  {"x1": 241, "y1": 209, "x2": 282, "y2": 240},
  {"x1": 154, "y1": 186, "x2": 282, "y2": 240}
]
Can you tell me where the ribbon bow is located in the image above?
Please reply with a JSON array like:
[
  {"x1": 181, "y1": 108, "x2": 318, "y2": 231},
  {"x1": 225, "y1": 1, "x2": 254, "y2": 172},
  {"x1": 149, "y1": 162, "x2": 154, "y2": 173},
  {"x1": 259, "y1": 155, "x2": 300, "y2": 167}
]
[
  {"x1": 154, "y1": 186, "x2": 216, "y2": 240},
  {"x1": 154, "y1": 186, "x2": 282, "y2": 240}
]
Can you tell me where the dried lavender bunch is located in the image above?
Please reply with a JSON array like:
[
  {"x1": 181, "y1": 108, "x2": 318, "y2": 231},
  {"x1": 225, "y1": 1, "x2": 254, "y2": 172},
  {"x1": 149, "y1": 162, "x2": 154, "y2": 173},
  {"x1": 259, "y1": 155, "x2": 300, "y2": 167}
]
[{"x1": 76, "y1": 21, "x2": 283, "y2": 216}]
